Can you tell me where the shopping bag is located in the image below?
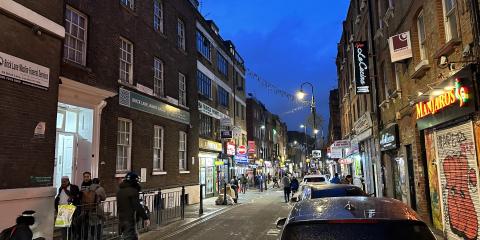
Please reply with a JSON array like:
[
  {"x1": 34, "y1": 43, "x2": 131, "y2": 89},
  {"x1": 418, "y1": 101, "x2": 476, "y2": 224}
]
[{"x1": 55, "y1": 204, "x2": 77, "y2": 227}]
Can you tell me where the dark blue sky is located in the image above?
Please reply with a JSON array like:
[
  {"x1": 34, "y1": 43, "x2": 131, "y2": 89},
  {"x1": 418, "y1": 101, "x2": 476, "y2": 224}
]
[{"x1": 200, "y1": 0, "x2": 349, "y2": 136}]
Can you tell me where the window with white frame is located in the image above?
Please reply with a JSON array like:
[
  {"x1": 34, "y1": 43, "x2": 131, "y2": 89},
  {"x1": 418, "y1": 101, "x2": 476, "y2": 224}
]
[
  {"x1": 179, "y1": 73, "x2": 187, "y2": 106},
  {"x1": 64, "y1": 6, "x2": 87, "y2": 65},
  {"x1": 153, "y1": 125, "x2": 164, "y2": 171},
  {"x1": 443, "y1": 0, "x2": 458, "y2": 41},
  {"x1": 117, "y1": 118, "x2": 132, "y2": 173},
  {"x1": 120, "y1": 0, "x2": 134, "y2": 10},
  {"x1": 177, "y1": 18, "x2": 186, "y2": 50},
  {"x1": 179, "y1": 131, "x2": 187, "y2": 171},
  {"x1": 153, "y1": 0, "x2": 163, "y2": 32},
  {"x1": 154, "y1": 58, "x2": 164, "y2": 97},
  {"x1": 417, "y1": 11, "x2": 427, "y2": 60},
  {"x1": 119, "y1": 37, "x2": 133, "y2": 83}
]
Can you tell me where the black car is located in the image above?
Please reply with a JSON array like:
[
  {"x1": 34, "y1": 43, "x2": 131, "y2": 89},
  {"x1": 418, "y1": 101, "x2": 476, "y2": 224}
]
[
  {"x1": 277, "y1": 197, "x2": 436, "y2": 240},
  {"x1": 293, "y1": 184, "x2": 368, "y2": 202}
]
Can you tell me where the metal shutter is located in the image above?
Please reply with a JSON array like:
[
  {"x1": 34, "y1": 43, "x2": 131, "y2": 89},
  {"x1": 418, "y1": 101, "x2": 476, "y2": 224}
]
[{"x1": 434, "y1": 121, "x2": 480, "y2": 240}]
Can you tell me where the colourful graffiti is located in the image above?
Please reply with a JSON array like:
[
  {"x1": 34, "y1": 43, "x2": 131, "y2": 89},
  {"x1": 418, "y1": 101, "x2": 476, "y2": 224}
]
[
  {"x1": 425, "y1": 130, "x2": 443, "y2": 230},
  {"x1": 442, "y1": 154, "x2": 478, "y2": 240}
]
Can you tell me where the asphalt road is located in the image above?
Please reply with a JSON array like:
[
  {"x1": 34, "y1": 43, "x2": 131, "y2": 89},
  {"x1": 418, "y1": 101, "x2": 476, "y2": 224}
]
[{"x1": 159, "y1": 189, "x2": 292, "y2": 240}]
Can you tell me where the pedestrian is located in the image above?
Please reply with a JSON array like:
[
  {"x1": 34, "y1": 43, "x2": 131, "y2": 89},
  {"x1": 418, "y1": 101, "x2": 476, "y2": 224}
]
[
  {"x1": 54, "y1": 176, "x2": 80, "y2": 240},
  {"x1": 330, "y1": 173, "x2": 341, "y2": 184},
  {"x1": 90, "y1": 178, "x2": 107, "y2": 202},
  {"x1": 78, "y1": 172, "x2": 98, "y2": 240},
  {"x1": 117, "y1": 172, "x2": 150, "y2": 240},
  {"x1": 259, "y1": 174, "x2": 264, "y2": 192},
  {"x1": 290, "y1": 176, "x2": 299, "y2": 194},
  {"x1": 341, "y1": 175, "x2": 353, "y2": 184},
  {"x1": 240, "y1": 174, "x2": 248, "y2": 194},
  {"x1": 272, "y1": 176, "x2": 280, "y2": 188},
  {"x1": 88, "y1": 178, "x2": 106, "y2": 240},
  {"x1": 267, "y1": 173, "x2": 272, "y2": 184},
  {"x1": 230, "y1": 176, "x2": 239, "y2": 202},
  {"x1": 282, "y1": 175, "x2": 291, "y2": 203},
  {"x1": 81, "y1": 172, "x2": 92, "y2": 191},
  {"x1": 0, "y1": 210, "x2": 43, "y2": 240}
]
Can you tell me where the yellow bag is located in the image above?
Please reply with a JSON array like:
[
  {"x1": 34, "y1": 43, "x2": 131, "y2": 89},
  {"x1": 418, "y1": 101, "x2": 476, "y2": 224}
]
[{"x1": 55, "y1": 204, "x2": 77, "y2": 227}]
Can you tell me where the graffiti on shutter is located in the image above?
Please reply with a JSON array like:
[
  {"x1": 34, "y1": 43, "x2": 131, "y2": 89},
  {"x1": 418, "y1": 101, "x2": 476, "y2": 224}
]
[{"x1": 434, "y1": 121, "x2": 480, "y2": 240}]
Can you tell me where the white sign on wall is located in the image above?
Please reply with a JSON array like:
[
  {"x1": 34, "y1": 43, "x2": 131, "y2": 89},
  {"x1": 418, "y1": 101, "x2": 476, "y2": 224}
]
[
  {"x1": 388, "y1": 32, "x2": 413, "y2": 62},
  {"x1": 0, "y1": 51, "x2": 50, "y2": 89}
]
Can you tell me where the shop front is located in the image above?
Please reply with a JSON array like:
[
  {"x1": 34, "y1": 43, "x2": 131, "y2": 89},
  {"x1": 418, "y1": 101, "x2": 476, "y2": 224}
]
[
  {"x1": 417, "y1": 66, "x2": 480, "y2": 239},
  {"x1": 379, "y1": 124, "x2": 404, "y2": 200},
  {"x1": 199, "y1": 138, "x2": 222, "y2": 198},
  {"x1": 352, "y1": 112, "x2": 376, "y2": 195}
]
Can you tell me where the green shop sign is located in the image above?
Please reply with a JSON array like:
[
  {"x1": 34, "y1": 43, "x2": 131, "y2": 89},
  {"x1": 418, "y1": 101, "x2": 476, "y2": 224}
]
[{"x1": 119, "y1": 88, "x2": 190, "y2": 124}]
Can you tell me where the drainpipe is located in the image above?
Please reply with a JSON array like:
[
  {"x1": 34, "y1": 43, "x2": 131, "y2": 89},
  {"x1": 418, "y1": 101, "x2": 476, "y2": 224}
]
[{"x1": 92, "y1": 100, "x2": 107, "y2": 178}]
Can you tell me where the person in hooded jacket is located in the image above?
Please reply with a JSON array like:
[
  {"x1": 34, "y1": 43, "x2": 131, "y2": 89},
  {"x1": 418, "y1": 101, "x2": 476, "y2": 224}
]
[
  {"x1": 0, "y1": 210, "x2": 44, "y2": 240},
  {"x1": 116, "y1": 172, "x2": 150, "y2": 240}
]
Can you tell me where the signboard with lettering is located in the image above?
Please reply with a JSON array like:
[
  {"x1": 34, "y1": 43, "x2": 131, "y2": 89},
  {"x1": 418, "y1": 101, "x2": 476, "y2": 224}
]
[
  {"x1": 353, "y1": 41, "x2": 371, "y2": 94},
  {"x1": 389, "y1": 32, "x2": 413, "y2": 62},
  {"x1": 227, "y1": 142, "x2": 236, "y2": 156},
  {"x1": 198, "y1": 101, "x2": 230, "y2": 120},
  {"x1": 119, "y1": 88, "x2": 190, "y2": 124},
  {"x1": 199, "y1": 138, "x2": 222, "y2": 152},
  {"x1": 248, "y1": 141, "x2": 256, "y2": 153},
  {"x1": 221, "y1": 130, "x2": 233, "y2": 139},
  {"x1": 330, "y1": 148, "x2": 343, "y2": 159},
  {"x1": 238, "y1": 145, "x2": 247, "y2": 155},
  {"x1": 312, "y1": 150, "x2": 322, "y2": 158},
  {"x1": 354, "y1": 113, "x2": 372, "y2": 134},
  {"x1": 380, "y1": 124, "x2": 399, "y2": 151},
  {"x1": 0, "y1": 51, "x2": 50, "y2": 90},
  {"x1": 234, "y1": 154, "x2": 248, "y2": 164}
]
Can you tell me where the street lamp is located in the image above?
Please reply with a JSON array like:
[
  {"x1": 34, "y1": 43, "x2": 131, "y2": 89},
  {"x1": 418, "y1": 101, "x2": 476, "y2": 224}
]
[
  {"x1": 296, "y1": 82, "x2": 317, "y2": 149},
  {"x1": 296, "y1": 90, "x2": 306, "y2": 100}
]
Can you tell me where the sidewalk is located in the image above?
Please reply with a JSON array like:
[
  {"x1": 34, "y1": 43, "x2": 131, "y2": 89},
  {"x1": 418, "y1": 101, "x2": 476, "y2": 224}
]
[{"x1": 141, "y1": 185, "x2": 275, "y2": 240}]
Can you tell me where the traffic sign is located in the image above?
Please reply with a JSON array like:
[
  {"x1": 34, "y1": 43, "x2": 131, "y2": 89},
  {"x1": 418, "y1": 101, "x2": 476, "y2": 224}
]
[{"x1": 238, "y1": 145, "x2": 247, "y2": 154}]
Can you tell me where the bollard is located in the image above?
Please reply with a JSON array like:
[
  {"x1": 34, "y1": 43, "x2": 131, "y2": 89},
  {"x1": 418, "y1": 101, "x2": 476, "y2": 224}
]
[
  {"x1": 199, "y1": 184, "x2": 204, "y2": 215},
  {"x1": 223, "y1": 182, "x2": 227, "y2": 205}
]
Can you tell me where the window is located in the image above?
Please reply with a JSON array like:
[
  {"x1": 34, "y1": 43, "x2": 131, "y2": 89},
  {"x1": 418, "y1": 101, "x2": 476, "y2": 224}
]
[
  {"x1": 199, "y1": 114, "x2": 212, "y2": 137},
  {"x1": 119, "y1": 37, "x2": 133, "y2": 83},
  {"x1": 197, "y1": 70, "x2": 212, "y2": 98},
  {"x1": 217, "y1": 53, "x2": 228, "y2": 76},
  {"x1": 179, "y1": 131, "x2": 187, "y2": 171},
  {"x1": 177, "y1": 19, "x2": 186, "y2": 50},
  {"x1": 117, "y1": 118, "x2": 132, "y2": 173},
  {"x1": 443, "y1": 0, "x2": 458, "y2": 41},
  {"x1": 241, "y1": 105, "x2": 245, "y2": 120},
  {"x1": 218, "y1": 86, "x2": 229, "y2": 107},
  {"x1": 153, "y1": 125, "x2": 164, "y2": 171},
  {"x1": 153, "y1": 0, "x2": 163, "y2": 32},
  {"x1": 196, "y1": 31, "x2": 211, "y2": 60},
  {"x1": 417, "y1": 11, "x2": 427, "y2": 60},
  {"x1": 179, "y1": 73, "x2": 187, "y2": 106},
  {"x1": 154, "y1": 58, "x2": 164, "y2": 97},
  {"x1": 120, "y1": 0, "x2": 134, "y2": 10},
  {"x1": 64, "y1": 7, "x2": 87, "y2": 65}
]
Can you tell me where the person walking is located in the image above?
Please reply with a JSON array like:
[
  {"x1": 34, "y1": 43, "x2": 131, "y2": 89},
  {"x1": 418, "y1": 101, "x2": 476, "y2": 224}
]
[
  {"x1": 282, "y1": 175, "x2": 291, "y2": 203},
  {"x1": 0, "y1": 210, "x2": 43, "y2": 240},
  {"x1": 230, "y1": 176, "x2": 239, "y2": 202},
  {"x1": 290, "y1": 176, "x2": 299, "y2": 194},
  {"x1": 240, "y1": 174, "x2": 248, "y2": 194},
  {"x1": 117, "y1": 172, "x2": 150, "y2": 240},
  {"x1": 330, "y1": 173, "x2": 341, "y2": 184},
  {"x1": 89, "y1": 178, "x2": 106, "y2": 240},
  {"x1": 267, "y1": 173, "x2": 272, "y2": 184},
  {"x1": 272, "y1": 176, "x2": 280, "y2": 188}
]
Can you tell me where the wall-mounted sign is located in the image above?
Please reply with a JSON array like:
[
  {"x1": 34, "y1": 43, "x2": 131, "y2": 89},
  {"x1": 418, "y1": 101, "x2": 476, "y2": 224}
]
[
  {"x1": 226, "y1": 142, "x2": 236, "y2": 156},
  {"x1": 332, "y1": 140, "x2": 350, "y2": 148},
  {"x1": 119, "y1": 88, "x2": 190, "y2": 124},
  {"x1": 234, "y1": 154, "x2": 248, "y2": 164},
  {"x1": 220, "y1": 117, "x2": 233, "y2": 126},
  {"x1": 312, "y1": 150, "x2": 322, "y2": 158},
  {"x1": 238, "y1": 145, "x2": 247, "y2": 155},
  {"x1": 380, "y1": 124, "x2": 399, "y2": 151},
  {"x1": 330, "y1": 148, "x2": 343, "y2": 159},
  {"x1": 34, "y1": 121, "x2": 46, "y2": 138},
  {"x1": 0, "y1": 51, "x2": 50, "y2": 90},
  {"x1": 353, "y1": 41, "x2": 371, "y2": 94},
  {"x1": 416, "y1": 79, "x2": 469, "y2": 119},
  {"x1": 353, "y1": 112, "x2": 372, "y2": 134},
  {"x1": 136, "y1": 83, "x2": 153, "y2": 96},
  {"x1": 199, "y1": 138, "x2": 222, "y2": 152},
  {"x1": 338, "y1": 158, "x2": 354, "y2": 165},
  {"x1": 198, "y1": 101, "x2": 230, "y2": 120},
  {"x1": 389, "y1": 32, "x2": 413, "y2": 62},
  {"x1": 248, "y1": 141, "x2": 256, "y2": 153},
  {"x1": 221, "y1": 130, "x2": 233, "y2": 139}
]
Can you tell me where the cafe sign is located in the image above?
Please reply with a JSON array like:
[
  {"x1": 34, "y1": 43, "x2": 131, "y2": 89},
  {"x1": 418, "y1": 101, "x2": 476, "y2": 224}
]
[
  {"x1": 353, "y1": 41, "x2": 371, "y2": 94},
  {"x1": 380, "y1": 124, "x2": 399, "y2": 151},
  {"x1": 415, "y1": 79, "x2": 469, "y2": 119}
]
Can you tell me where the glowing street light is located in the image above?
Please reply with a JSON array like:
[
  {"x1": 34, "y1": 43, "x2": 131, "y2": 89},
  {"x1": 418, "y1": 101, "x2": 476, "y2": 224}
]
[
  {"x1": 300, "y1": 124, "x2": 305, "y2": 128},
  {"x1": 260, "y1": 125, "x2": 265, "y2": 129},
  {"x1": 296, "y1": 90, "x2": 306, "y2": 100},
  {"x1": 313, "y1": 129, "x2": 319, "y2": 134}
]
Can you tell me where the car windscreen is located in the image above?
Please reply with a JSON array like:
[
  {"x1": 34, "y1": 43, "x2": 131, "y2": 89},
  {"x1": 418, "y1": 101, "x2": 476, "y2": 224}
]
[
  {"x1": 311, "y1": 187, "x2": 366, "y2": 198},
  {"x1": 305, "y1": 177, "x2": 325, "y2": 182},
  {"x1": 282, "y1": 221, "x2": 436, "y2": 240}
]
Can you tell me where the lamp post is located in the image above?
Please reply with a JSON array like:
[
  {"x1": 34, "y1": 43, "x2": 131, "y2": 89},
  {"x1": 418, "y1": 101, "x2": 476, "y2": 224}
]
[
  {"x1": 297, "y1": 82, "x2": 317, "y2": 150},
  {"x1": 300, "y1": 124, "x2": 308, "y2": 172}
]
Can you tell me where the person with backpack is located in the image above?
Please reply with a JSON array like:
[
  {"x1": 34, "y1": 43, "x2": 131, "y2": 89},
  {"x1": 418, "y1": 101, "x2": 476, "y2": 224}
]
[
  {"x1": 240, "y1": 174, "x2": 248, "y2": 194},
  {"x1": 117, "y1": 172, "x2": 150, "y2": 240},
  {"x1": 0, "y1": 210, "x2": 42, "y2": 240},
  {"x1": 78, "y1": 174, "x2": 98, "y2": 240}
]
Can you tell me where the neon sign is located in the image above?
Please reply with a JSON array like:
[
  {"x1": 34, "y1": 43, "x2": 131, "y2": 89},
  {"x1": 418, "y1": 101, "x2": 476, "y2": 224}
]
[{"x1": 416, "y1": 79, "x2": 469, "y2": 119}]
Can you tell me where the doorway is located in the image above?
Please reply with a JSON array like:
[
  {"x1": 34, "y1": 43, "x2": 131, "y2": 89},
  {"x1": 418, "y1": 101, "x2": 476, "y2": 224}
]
[
  {"x1": 406, "y1": 145, "x2": 417, "y2": 210},
  {"x1": 54, "y1": 103, "x2": 93, "y2": 188}
]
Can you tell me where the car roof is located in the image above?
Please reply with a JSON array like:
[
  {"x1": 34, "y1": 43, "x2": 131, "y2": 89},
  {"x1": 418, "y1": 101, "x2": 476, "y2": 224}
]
[
  {"x1": 303, "y1": 175, "x2": 327, "y2": 178},
  {"x1": 308, "y1": 184, "x2": 361, "y2": 191},
  {"x1": 288, "y1": 197, "x2": 421, "y2": 223}
]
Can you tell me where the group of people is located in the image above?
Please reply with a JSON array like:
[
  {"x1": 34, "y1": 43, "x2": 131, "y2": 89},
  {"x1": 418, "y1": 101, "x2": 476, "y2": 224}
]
[
  {"x1": 329, "y1": 173, "x2": 353, "y2": 184},
  {"x1": 281, "y1": 175, "x2": 300, "y2": 203}
]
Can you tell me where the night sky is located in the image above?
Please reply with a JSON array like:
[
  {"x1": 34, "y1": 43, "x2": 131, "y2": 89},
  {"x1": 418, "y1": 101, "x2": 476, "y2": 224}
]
[{"x1": 199, "y1": 0, "x2": 349, "y2": 137}]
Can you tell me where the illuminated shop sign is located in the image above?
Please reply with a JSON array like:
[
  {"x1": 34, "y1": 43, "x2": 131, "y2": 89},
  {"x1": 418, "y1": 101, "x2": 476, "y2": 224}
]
[{"x1": 416, "y1": 79, "x2": 469, "y2": 119}]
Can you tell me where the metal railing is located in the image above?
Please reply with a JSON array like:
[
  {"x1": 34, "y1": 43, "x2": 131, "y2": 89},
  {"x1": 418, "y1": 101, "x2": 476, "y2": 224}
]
[{"x1": 54, "y1": 187, "x2": 185, "y2": 240}]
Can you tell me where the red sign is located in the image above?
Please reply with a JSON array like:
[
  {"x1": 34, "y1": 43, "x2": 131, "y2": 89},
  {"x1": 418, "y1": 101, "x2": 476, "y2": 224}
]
[
  {"x1": 248, "y1": 141, "x2": 256, "y2": 153},
  {"x1": 227, "y1": 142, "x2": 235, "y2": 156},
  {"x1": 238, "y1": 145, "x2": 247, "y2": 155}
]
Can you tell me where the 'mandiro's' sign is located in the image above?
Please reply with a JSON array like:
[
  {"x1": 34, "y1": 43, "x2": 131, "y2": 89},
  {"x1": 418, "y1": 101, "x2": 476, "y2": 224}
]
[{"x1": 416, "y1": 79, "x2": 469, "y2": 119}]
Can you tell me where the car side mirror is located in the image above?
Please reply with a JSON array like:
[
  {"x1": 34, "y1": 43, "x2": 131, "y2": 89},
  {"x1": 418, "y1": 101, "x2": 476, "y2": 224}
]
[{"x1": 276, "y1": 217, "x2": 287, "y2": 229}]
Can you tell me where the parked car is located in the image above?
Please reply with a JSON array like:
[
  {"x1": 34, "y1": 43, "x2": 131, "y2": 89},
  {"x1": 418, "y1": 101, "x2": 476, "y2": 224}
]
[
  {"x1": 302, "y1": 174, "x2": 328, "y2": 184},
  {"x1": 293, "y1": 184, "x2": 367, "y2": 202},
  {"x1": 277, "y1": 197, "x2": 436, "y2": 240}
]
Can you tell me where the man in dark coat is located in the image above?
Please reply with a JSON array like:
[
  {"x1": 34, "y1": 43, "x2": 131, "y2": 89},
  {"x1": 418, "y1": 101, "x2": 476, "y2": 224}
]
[
  {"x1": 116, "y1": 172, "x2": 149, "y2": 240},
  {"x1": 0, "y1": 210, "x2": 39, "y2": 240},
  {"x1": 54, "y1": 176, "x2": 80, "y2": 211}
]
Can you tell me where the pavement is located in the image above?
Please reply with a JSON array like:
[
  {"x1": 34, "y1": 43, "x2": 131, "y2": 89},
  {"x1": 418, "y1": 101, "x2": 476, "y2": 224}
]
[{"x1": 141, "y1": 184, "x2": 291, "y2": 240}]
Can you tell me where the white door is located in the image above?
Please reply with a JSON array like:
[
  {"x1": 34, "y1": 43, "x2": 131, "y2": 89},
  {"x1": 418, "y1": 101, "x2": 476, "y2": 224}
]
[{"x1": 54, "y1": 133, "x2": 76, "y2": 189}]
